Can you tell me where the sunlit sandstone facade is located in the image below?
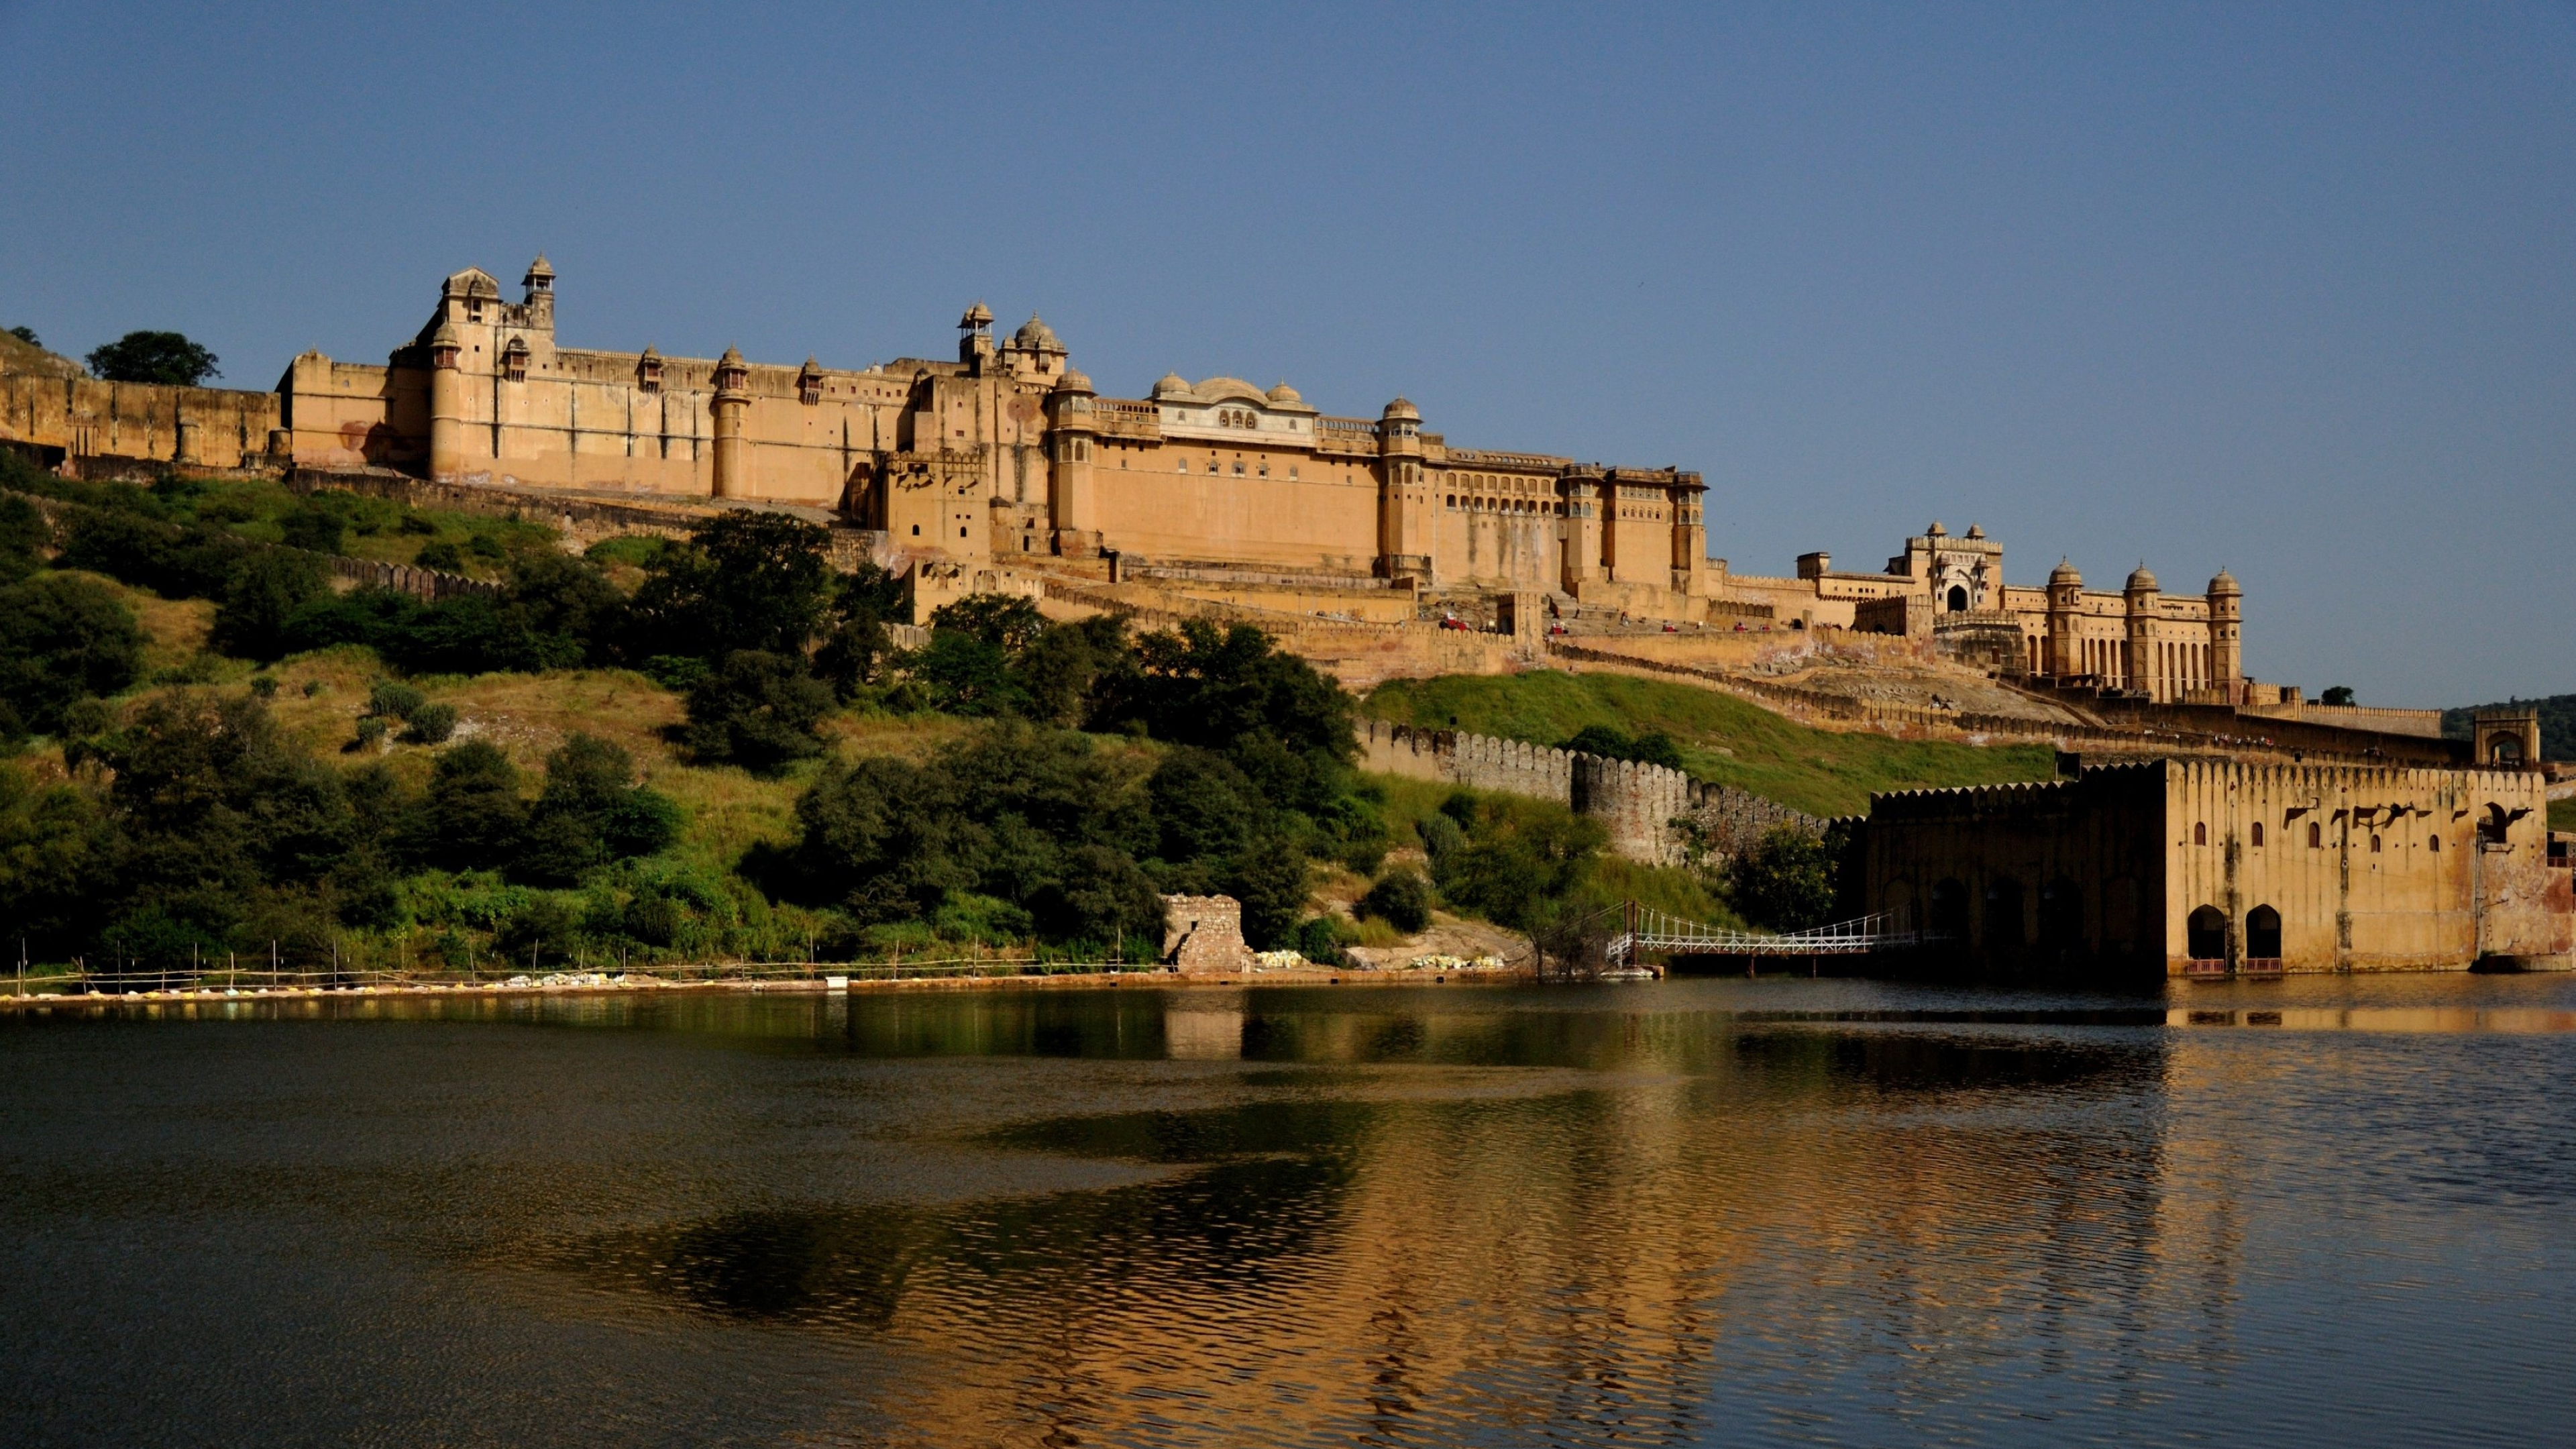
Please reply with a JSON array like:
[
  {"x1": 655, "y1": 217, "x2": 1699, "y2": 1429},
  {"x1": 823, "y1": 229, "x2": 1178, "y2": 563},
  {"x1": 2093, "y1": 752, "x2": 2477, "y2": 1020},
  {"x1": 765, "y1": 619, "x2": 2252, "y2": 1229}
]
[
  {"x1": 1723, "y1": 523, "x2": 2247, "y2": 704},
  {"x1": 268, "y1": 261, "x2": 1709, "y2": 614},
  {"x1": 1864, "y1": 722, "x2": 2572, "y2": 978},
  {"x1": 0, "y1": 256, "x2": 2249, "y2": 668}
]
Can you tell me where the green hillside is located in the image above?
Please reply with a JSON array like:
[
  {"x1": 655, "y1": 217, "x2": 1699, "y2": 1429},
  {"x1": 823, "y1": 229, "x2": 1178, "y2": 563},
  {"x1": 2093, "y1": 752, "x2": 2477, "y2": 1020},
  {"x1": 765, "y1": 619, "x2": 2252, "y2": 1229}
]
[{"x1": 1362, "y1": 669, "x2": 2059, "y2": 818}]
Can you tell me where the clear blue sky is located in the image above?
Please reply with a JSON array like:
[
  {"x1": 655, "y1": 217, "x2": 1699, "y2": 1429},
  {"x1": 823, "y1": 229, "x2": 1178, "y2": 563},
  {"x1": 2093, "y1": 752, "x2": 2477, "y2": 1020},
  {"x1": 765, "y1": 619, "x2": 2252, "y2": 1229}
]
[{"x1": 5, "y1": 2, "x2": 2569, "y2": 707}]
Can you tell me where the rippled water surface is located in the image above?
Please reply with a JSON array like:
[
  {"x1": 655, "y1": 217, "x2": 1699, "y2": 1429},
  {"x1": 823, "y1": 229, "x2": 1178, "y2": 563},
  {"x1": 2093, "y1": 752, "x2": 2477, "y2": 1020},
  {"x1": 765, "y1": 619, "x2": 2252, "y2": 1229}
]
[{"x1": 7, "y1": 973, "x2": 2576, "y2": 1447}]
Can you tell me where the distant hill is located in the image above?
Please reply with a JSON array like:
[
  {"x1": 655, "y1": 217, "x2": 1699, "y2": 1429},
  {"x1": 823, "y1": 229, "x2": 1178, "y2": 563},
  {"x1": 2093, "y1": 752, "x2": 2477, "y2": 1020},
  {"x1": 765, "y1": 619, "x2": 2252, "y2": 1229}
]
[
  {"x1": 0, "y1": 327, "x2": 85, "y2": 379},
  {"x1": 2440, "y1": 694, "x2": 2575, "y2": 761}
]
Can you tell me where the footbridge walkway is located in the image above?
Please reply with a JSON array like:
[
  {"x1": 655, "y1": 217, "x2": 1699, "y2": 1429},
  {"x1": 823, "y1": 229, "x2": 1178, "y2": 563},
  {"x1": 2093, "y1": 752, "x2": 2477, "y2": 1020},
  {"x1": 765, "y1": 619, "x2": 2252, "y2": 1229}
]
[{"x1": 1605, "y1": 904, "x2": 1932, "y2": 970}]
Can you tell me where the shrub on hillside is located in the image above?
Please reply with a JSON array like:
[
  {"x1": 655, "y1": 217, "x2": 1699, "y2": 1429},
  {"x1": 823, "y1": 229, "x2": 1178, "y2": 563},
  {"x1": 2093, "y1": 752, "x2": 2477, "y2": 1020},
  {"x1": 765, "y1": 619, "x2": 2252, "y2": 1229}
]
[
  {"x1": 1357, "y1": 867, "x2": 1434, "y2": 933},
  {"x1": 0, "y1": 574, "x2": 146, "y2": 737},
  {"x1": 682, "y1": 649, "x2": 833, "y2": 772}
]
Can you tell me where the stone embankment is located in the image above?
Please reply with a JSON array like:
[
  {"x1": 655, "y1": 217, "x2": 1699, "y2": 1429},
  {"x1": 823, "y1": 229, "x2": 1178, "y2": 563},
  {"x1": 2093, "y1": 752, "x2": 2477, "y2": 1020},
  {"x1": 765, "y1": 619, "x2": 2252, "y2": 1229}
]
[{"x1": 1358, "y1": 719, "x2": 1826, "y2": 865}]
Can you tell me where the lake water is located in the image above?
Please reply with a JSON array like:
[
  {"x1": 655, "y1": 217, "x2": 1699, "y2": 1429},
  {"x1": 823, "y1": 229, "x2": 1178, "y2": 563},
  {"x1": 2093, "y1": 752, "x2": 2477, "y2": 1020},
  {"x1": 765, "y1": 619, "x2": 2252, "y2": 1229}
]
[{"x1": 5, "y1": 973, "x2": 2575, "y2": 1448}]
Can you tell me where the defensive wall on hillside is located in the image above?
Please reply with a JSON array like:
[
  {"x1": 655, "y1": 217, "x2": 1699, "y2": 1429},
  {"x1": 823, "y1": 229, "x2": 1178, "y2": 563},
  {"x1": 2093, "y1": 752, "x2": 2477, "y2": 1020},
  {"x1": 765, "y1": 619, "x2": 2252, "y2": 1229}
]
[{"x1": 1356, "y1": 719, "x2": 1827, "y2": 865}]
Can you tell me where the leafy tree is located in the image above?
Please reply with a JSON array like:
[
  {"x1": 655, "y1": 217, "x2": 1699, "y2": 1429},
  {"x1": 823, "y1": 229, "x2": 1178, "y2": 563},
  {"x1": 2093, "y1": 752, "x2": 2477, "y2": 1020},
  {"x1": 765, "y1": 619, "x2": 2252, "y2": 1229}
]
[
  {"x1": 1224, "y1": 836, "x2": 1311, "y2": 949},
  {"x1": 628, "y1": 511, "x2": 834, "y2": 661},
  {"x1": 213, "y1": 551, "x2": 327, "y2": 659},
  {"x1": 789, "y1": 722, "x2": 1161, "y2": 946},
  {"x1": 910, "y1": 629, "x2": 1018, "y2": 716},
  {"x1": 1358, "y1": 867, "x2": 1434, "y2": 933},
  {"x1": 812, "y1": 564, "x2": 906, "y2": 699},
  {"x1": 517, "y1": 733, "x2": 681, "y2": 885},
  {"x1": 2320, "y1": 686, "x2": 2357, "y2": 706},
  {"x1": 1144, "y1": 748, "x2": 1258, "y2": 865},
  {"x1": 0, "y1": 760, "x2": 108, "y2": 956},
  {"x1": 276, "y1": 505, "x2": 345, "y2": 554},
  {"x1": 7, "y1": 325, "x2": 40, "y2": 347},
  {"x1": 1564, "y1": 723, "x2": 1684, "y2": 769},
  {"x1": 682, "y1": 650, "x2": 833, "y2": 772},
  {"x1": 1430, "y1": 794, "x2": 1605, "y2": 932},
  {"x1": 0, "y1": 494, "x2": 47, "y2": 584},
  {"x1": 407, "y1": 741, "x2": 525, "y2": 873},
  {"x1": 85, "y1": 331, "x2": 220, "y2": 386},
  {"x1": 415, "y1": 539, "x2": 466, "y2": 572},
  {"x1": 0, "y1": 574, "x2": 146, "y2": 736},
  {"x1": 1722, "y1": 824, "x2": 1839, "y2": 932}
]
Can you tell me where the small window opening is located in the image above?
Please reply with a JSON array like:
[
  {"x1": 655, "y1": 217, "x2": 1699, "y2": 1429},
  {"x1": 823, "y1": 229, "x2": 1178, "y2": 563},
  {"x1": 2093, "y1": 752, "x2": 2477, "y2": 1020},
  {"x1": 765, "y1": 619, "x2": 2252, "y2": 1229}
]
[
  {"x1": 2371, "y1": 835, "x2": 2382, "y2": 853},
  {"x1": 2194, "y1": 822, "x2": 2207, "y2": 845},
  {"x1": 2251, "y1": 823, "x2": 2263, "y2": 847},
  {"x1": 2308, "y1": 822, "x2": 2322, "y2": 848}
]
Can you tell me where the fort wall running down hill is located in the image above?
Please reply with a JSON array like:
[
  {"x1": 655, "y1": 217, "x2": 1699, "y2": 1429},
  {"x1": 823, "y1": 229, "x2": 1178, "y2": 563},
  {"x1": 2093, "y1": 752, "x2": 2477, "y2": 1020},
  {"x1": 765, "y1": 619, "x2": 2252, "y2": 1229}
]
[{"x1": 1358, "y1": 719, "x2": 1826, "y2": 865}]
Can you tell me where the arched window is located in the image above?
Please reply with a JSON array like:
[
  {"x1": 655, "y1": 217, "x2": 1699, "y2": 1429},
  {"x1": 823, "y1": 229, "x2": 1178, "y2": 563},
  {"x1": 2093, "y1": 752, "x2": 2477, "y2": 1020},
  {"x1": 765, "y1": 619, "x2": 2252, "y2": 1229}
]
[
  {"x1": 2308, "y1": 822, "x2": 2322, "y2": 848},
  {"x1": 1930, "y1": 879, "x2": 1969, "y2": 941},
  {"x1": 2039, "y1": 878, "x2": 2084, "y2": 952},
  {"x1": 2493, "y1": 736, "x2": 2524, "y2": 767},
  {"x1": 1983, "y1": 877, "x2": 2025, "y2": 951},
  {"x1": 2251, "y1": 822, "x2": 2264, "y2": 847},
  {"x1": 2245, "y1": 904, "x2": 2282, "y2": 960},
  {"x1": 2194, "y1": 822, "x2": 2207, "y2": 845},
  {"x1": 1946, "y1": 585, "x2": 1969, "y2": 612},
  {"x1": 2428, "y1": 835, "x2": 2439, "y2": 853},
  {"x1": 2371, "y1": 835, "x2": 2381, "y2": 853},
  {"x1": 2187, "y1": 905, "x2": 2228, "y2": 962}
]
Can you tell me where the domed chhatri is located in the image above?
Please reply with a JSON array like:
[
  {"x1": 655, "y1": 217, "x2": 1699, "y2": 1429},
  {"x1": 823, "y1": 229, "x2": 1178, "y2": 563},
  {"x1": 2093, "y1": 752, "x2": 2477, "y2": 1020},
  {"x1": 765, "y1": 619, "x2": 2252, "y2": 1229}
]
[
  {"x1": 1382, "y1": 396, "x2": 1420, "y2": 421},
  {"x1": 1052, "y1": 366, "x2": 1093, "y2": 394},
  {"x1": 2126, "y1": 564, "x2": 2159, "y2": 592},
  {"x1": 2208, "y1": 568, "x2": 2241, "y2": 596},
  {"x1": 1266, "y1": 380, "x2": 1303, "y2": 405},
  {"x1": 1012, "y1": 314, "x2": 1062, "y2": 351},
  {"x1": 958, "y1": 301, "x2": 993, "y2": 330},
  {"x1": 2049, "y1": 557, "x2": 2082, "y2": 586},
  {"x1": 1152, "y1": 372, "x2": 1192, "y2": 398}
]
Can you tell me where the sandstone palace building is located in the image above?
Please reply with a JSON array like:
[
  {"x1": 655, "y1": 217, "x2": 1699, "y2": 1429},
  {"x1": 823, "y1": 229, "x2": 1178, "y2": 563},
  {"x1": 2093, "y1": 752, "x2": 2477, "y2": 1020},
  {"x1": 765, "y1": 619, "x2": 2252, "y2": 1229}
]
[{"x1": 5, "y1": 256, "x2": 2250, "y2": 702}]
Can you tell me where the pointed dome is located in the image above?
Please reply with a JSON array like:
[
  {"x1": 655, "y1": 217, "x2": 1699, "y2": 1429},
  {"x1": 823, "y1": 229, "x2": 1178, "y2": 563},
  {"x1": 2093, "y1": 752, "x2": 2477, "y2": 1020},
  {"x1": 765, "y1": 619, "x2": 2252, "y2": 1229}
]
[
  {"x1": 1052, "y1": 367, "x2": 1093, "y2": 394},
  {"x1": 2049, "y1": 557, "x2": 2082, "y2": 586},
  {"x1": 1925, "y1": 520, "x2": 1947, "y2": 537},
  {"x1": 1012, "y1": 314, "x2": 1062, "y2": 351},
  {"x1": 2125, "y1": 564, "x2": 2159, "y2": 592},
  {"x1": 524, "y1": 253, "x2": 553, "y2": 281},
  {"x1": 1964, "y1": 523, "x2": 1986, "y2": 540},
  {"x1": 1266, "y1": 380, "x2": 1303, "y2": 405},
  {"x1": 959, "y1": 301, "x2": 993, "y2": 329},
  {"x1": 1382, "y1": 396, "x2": 1420, "y2": 421},
  {"x1": 2208, "y1": 568, "x2": 2240, "y2": 596},
  {"x1": 638, "y1": 343, "x2": 661, "y2": 360},
  {"x1": 717, "y1": 345, "x2": 745, "y2": 366},
  {"x1": 1152, "y1": 372, "x2": 1193, "y2": 398},
  {"x1": 428, "y1": 320, "x2": 460, "y2": 348}
]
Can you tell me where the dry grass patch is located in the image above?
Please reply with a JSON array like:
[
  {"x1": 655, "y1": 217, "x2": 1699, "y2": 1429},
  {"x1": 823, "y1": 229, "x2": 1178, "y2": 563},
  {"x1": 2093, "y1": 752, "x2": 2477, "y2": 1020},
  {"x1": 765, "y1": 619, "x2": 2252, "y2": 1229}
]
[{"x1": 52, "y1": 569, "x2": 216, "y2": 676}]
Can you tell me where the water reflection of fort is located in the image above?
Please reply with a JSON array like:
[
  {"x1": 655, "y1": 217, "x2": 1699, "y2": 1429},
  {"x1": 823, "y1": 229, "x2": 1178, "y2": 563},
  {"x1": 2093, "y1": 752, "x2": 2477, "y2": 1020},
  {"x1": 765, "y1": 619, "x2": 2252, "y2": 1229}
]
[{"x1": 533, "y1": 990, "x2": 2275, "y2": 1445}]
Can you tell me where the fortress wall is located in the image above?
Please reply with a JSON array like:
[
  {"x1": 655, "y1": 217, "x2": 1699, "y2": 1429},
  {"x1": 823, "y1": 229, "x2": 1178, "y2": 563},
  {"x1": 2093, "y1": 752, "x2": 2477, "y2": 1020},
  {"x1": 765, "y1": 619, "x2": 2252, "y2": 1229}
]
[
  {"x1": 1, "y1": 371, "x2": 280, "y2": 468},
  {"x1": 1360, "y1": 718, "x2": 1721, "y2": 864},
  {"x1": 1680, "y1": 783, "x2": 1829, "y2": 860},
  {"x1": 1087, "y1": 446, "x2": 1383, "y2": 572}
]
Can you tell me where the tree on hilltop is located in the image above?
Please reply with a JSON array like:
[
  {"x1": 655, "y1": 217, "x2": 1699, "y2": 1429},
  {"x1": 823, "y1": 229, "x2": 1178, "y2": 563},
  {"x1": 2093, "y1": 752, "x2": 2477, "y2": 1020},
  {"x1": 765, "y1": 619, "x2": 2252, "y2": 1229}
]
[{"x1": 85, "y1": 331, "x2": 221, "y2": 386}]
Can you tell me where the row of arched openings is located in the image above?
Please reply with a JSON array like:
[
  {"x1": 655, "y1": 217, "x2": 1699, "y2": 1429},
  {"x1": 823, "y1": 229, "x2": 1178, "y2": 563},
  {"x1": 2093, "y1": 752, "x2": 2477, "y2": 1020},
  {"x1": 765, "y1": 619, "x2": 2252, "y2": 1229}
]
[{"x1": 2188, "y1": 904, "x2": 2282, "y2": 962}]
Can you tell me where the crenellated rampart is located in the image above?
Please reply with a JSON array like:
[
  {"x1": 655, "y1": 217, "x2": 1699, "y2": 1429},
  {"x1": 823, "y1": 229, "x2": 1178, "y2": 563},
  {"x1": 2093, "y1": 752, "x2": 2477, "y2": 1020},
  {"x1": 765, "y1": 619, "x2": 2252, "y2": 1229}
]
[{"x1": 1357, "y1": 718, "x2": 1819, "y2": 865}]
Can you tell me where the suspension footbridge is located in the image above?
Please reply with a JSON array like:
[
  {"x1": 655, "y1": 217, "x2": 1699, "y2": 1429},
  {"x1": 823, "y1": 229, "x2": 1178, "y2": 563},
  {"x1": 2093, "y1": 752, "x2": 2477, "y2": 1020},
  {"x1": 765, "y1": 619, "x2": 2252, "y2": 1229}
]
[{"x1": 1602, "y1": 903, "x2": 1933, "y2": 973}]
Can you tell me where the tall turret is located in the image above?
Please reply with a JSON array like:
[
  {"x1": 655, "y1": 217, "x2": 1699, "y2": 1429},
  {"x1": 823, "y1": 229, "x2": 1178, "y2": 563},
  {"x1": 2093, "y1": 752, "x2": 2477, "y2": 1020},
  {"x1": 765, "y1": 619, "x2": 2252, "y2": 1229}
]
[
  {"x1": 427, "y1": 320, "x2": 464, "y2": 481},
  {"x1": 2206, "y1": 569, "x2": 2242, "y2": 702},
  {"x1": 2123, "y1": 564, "x2": 2159, "y2": 697},
  {"x1": 521, "y1": 254, "x2": 555, "y2": 330},
  {"x1": 1375, "y1": 398, "x2": 1429, "y2": 580},
  {"x1": 710, "y1": 345, "x2": 750, "y2": 499},
  {"x1": 1046, "y1": 367, "x2": 1099, "y2": 555},
  {"x1": 1668, "y1": 472, "x2": 1707, "y2": 595},
  {"x1": 957, "y1": 301, "x2": 994, "y2": 373},
  {"x1": 2045, "y1": 559, "x2": 2082, "y2": 678},
  {"x1": 1560, "y1": 464, "x2": 1604, "y2": 592}
]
